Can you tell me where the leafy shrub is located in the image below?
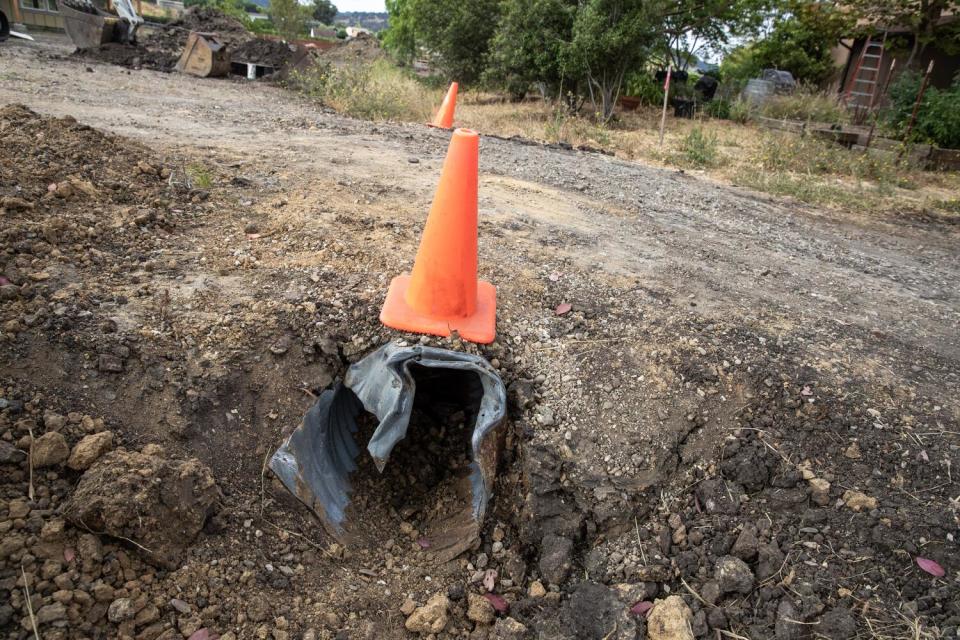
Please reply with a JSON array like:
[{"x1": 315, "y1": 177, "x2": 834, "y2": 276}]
[
  {"x1": 679, "y1": 126, "x2": 719, "y2": 167},
  {"x1": 885, "y1": 72, "x2": 960, "y2": 149},
  {"x1": 292, "y1": 59, "x2": 440, "y2": 122},
  {"x1": 623, "y1": 71, "x2": 664, "y2": 106},
  {"x1": 703, "y1": 98, "x2": 730, "y2": 120}
]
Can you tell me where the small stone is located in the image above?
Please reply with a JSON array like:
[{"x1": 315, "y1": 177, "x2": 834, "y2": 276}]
[
  {"x1": 34, "y1": 603, "x2": 68, "y2": 625},
  {"x1": 67, "y1": 431, "x2": 114, "y2": 470},
  {"x1": 491, "y1": 617, "x2": 527, "y2": 640},
  {"x1": 714, "y1": 556, "x2": 754, "y2": 595},
  {"x1": 843, "y1": 442, "x2": 861, "y2": 459},
  {"x1": 32, "y1": 431, "x2": 70, "y2": 467},
  {"x1": 467, "y1": 592, "x2": 495, "y2": 625},
  {"x1": 98, "y1": 354, "x2": 123, "y2": 372},
  {"x1": 44, "y1": 412, "x2": 67, "y2": 430},
  {"x1": 539, "y1": 534, "x2": 574, "y2": 585},
  {"x1": 0, "y1": 441, "x2": 26, "y2": 465},
  {"x1": 731, "y1": 527, "x2": 758, "y2": 561},
  {"x1": 247, "y1": 594, "x2": 270, "y2": 623},
  {"x1": 400, "y1": 598, "x2": 416, "y2": 616},
  {"x1": 842, "y1": 490, "x2": 877, "y2": 512},
  {"x1": 775, "y1": 599, "x2": 803, "y2": 640},
  {"x1": 170, "y1": 598, "x2": 192, "y2": 614},
  {"x1": 808, "y1": 478, "x2": 830, "y2": 506},
  {"x1": 108, "y1": 597, "x2": 135, "y2": 622},
  {"x1": 7, "y1": 499, "x2": 29, "y2": 519},
  {"x1": 528, "y1": 580, "x2": 546, "y2": 598},
  {"x1": 404, "y1": 593, "x2": 450, "y2": 635},
  {"x1": 647, "y1": 595, "x2": 695, "y2": 640}
]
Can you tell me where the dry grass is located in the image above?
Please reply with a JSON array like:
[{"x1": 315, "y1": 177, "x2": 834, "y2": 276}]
[
  {"x1": 289, "y1": 65, "x2": 960, "y2": 218},
  {"x1": 454, "y1": 97, "x2": 960, "y2": 217}
]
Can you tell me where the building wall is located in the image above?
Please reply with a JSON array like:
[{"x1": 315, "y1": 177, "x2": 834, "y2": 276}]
[{"x1": 2, "y1": 0, "x2": 65, "y2": 29}]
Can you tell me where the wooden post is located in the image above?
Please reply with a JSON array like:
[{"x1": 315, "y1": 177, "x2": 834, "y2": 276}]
[{"x1": 659, "y1": 65, "x2": 671, "y2": 149}]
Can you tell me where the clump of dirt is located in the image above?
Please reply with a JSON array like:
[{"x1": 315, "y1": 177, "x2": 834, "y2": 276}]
[
  {"x1": 230, "y1": 37, "x2": 295, "y2": 68},
  {"x1": 320, "y1": 32, "x2": 384, "y2": 67},
  {"x1": 64, "y1": 447, "x2": 221, "y2": 568}
]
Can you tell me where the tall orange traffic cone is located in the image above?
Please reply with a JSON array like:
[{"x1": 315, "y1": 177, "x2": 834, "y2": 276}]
[
  {"x1": 380, "y1": 128, "x2": 496, "y2": 344},
  {"x1": 429, "y1": 82, "x2": 459, "y2": 129}
]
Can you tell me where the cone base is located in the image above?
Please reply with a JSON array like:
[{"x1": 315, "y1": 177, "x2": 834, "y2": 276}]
[{"x1": 380, "y1": 274, "x2": 496, "y2": 344}]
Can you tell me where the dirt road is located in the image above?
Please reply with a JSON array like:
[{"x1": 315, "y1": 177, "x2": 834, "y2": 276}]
[{"x1": 2, "y1": 36, "x2": 958, "y2": 639}]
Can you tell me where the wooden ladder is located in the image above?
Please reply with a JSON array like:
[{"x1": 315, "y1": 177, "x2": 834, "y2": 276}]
[{"x1": 844, "y1": 33, "x2": 887, "y2": 110}]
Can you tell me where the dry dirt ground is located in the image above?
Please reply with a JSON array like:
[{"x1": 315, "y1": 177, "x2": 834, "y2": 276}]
[{"x1": 2, "y1": 35, "x2": 959, "y2": 640}]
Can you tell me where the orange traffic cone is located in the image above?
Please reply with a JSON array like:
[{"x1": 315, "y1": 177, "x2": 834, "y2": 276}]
[
  {"x1": 380, "y1": 128, "x2": 496, "y2": 344},
  {"x1": 428, "y1": 82, "x2": 459, "y2": 129}
]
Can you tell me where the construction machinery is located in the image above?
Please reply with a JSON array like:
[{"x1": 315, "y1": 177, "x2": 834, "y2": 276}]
[
  {"x1": 59, "y1": 0, "x2": 142, "y2": 49},
  {"x1": 175, "y1": 31, "x2": 230, "y2": 77}
]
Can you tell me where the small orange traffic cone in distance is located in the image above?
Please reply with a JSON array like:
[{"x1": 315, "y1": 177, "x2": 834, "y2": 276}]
[
  {"x1": 380, "y1": 128, "x2": 496, "y2": 344},
  {"x1": 429, "y1": 82, "x2": 459, "y2": 129}
]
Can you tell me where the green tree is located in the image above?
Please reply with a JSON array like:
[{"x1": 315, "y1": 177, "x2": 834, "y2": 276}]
[
  {"x1": 269, "y1": 0, "x2": 307, "y2": 40},
  {"x1": 723, "y1": 1, "x2": 853, "y2": 86},
  {"x1": 409, "y1": 0, "x2": 501, "y2": 83},
  {"x1": 383, "y1": 0, "x2": 418, "y2": 64},
  {"x1": 485, "y1": 0, "x2": 578, "y2": 99},
  {"x1": 312, "y1": 0, "x2": 337, "y2": 24},
  {"x1": 847, "y1": 0, "x2": 960, "y2": 68},
  {"x1": 659, "y1": 0, "x2": 772, "y2": 71},
  {"x1": 565, "y1": 0, "x2": 664, "y2": 121}
]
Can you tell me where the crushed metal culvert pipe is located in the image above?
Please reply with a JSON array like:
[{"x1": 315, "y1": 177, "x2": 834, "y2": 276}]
[{"x1": 270, "y1": 342, "x2": 506, "y2": 561}]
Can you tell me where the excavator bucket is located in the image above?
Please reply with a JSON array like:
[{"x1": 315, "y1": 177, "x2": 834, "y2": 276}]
[
  {"x1": 59, "y1": 0, "x2": 139, "y2": 49},
  {"x1": 269, "y1": 342, "x2": 507, "y2": 562},
  {"x1": 175, "y1": 31, "x2": 231, "y2": 78}
]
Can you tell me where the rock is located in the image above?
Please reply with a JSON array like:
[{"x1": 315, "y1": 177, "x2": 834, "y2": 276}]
[
  {"x1": 446, "y1": 583, "x2": 465, "y2": 601},
  {"x1": 842, "y1": 490, "x2": 877, "y2": 512},
  {"x1": 775, "y1": 599, "x2": 802, "y2": 640},
  {"x1": 731, "y1": 526, "x2": 758, "y2": 561},
  {"x1": 404, "y1": 593, "x2": 450, "y2": 635},
  {"x1": 491, "y1": 617, "x2": 528, "y2": 640},
  {"x1": 32, "y1": 431, "x2": 70, "y2": 467},
  {"x1": 808, "y1": 478, "x2": 830, "y2": 506},
  {"x1": 108, "y1": 597, "x2": 135, "y2": 622},
  {"x1": 170, "y1": 598, "x2": 192, "y2": 614},
  {"x1": 67, "y1": 431, "x2": 114, "y2": 470},
  {"x1": 715, "y1": 556, "x2": 754, "y2": 595},
  {"x1": 44, "y1": 412, "x2": 67, "y2": 430},
  {"x1": 8, "y1": 499, "x2": 29, "y2": 519},
  {"x1": 818, "y1": 608, "x2": 856, "y2": 639},
  {"x1": 0, "y1": 441, "x2": 26, "y2": 465},
  {"x1": 400, "y1": 598, "x2": 416, "y2": 616},
  {"x1": 647, "y1": 595, "x2": 695, "y2": 640},
  {"x1": 63, "y1": 448, "x2": 220, "y2": 568},
  {"x1": 539, "y1": 534, "x2": 574, "y2": 585},
  {"x1": 98, "y1": 354, "x2": 123, "y2": 372},
  {"x1": 634, "y1": 564, "x2": 672, "y2": 582},
  {"x1": 695, "y1": 478, "x2": 741, "y2": 514},
  {"x1": 843, "y1": 442, "x2": 861, "y2": 459},
  {"x1": 34, "y1": 602, "x2": 67, "y2": 625},
  {"x1": 528, "y1": 580, "x2": 546, "y2": 598},
  {"x1": 467, "y1": 592, "x2": 496, "y2": 625}
]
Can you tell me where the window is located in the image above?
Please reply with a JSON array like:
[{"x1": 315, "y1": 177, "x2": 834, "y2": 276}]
[{"x1": 20, "y1": 0, "x2": 59, "y2": 12}]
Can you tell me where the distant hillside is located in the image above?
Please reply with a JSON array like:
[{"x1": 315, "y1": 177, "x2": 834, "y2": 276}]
[{"x1": 335, "y1": 11, "x2": 388, "y2": 32}]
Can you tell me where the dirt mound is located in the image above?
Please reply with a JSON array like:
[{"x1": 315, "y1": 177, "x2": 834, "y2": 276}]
[
  {"x1": 230, "y1": 37, "x2": 295, "y2": 68},
  {"x1": 77, "y1": 6, "x2": 253, "y2": 71},
  {"x1": 320, "y1": 32, "x2": 384, "y2": 67},
  {"x1": 64, "y1": 447, "x2": 221, "y2": 568}
]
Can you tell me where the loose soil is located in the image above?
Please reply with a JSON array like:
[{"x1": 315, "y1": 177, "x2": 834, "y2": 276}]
[{"x1": 1, "y1": 35, "x2": 958, "y2": 640}]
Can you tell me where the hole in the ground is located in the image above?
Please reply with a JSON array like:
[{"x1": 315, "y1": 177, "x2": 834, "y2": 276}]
[{"x1": 347, "y1": 365, "x2": 484, "y2": 552}]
